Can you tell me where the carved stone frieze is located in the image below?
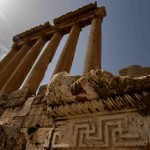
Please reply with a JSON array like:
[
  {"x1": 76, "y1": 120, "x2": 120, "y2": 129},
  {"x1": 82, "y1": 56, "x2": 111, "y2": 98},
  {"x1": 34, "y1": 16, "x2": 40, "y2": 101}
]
[{"x1": 48, "y1": 111, "x2": 150, "y2": 149}]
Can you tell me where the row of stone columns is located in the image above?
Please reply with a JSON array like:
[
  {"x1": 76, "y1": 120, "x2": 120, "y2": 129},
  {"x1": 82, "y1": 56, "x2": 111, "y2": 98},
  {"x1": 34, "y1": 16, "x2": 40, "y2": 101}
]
[
  {"x1": 0, "y1": 43, "x2": 31, "y2": 90},
  {"x1": 0, "y1": 15, "x2": 103, "y2": 97},
  {"x1": 0, "y1": 38, "x2": 46, "y2": 96},
  {"x1": 23, "y1": 32, "x2": 63, "y2": 95}
]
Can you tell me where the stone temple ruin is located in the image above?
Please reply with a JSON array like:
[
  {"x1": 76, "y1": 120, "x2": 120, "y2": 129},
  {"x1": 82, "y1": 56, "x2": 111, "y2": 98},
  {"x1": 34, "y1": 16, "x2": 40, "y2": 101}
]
[{"x1": 0, "y1": 2, "x2": 150, "y2": 150}]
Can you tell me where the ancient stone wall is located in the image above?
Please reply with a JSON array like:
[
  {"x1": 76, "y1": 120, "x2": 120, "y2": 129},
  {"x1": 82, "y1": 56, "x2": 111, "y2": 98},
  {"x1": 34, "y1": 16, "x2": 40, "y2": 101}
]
[
  {"x1": 0, "y1": 70, "x2": 150, "y2": 149},
  {"x1": 0, "y1": 95, "x2": 51, "y2": 149}
]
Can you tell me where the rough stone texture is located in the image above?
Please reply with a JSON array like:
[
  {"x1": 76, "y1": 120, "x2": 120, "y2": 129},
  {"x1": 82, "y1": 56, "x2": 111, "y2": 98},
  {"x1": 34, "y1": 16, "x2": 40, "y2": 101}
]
[
  {"x1": 0, "y1": 123, "x2": 26, "y2": 150},
  {"x1": 49, "y1": 110, "x2": 150, "y2": 150},
  {"x1": 119, "y1": 65, "x2": 150, "y2": 77},
  {"x1": 0, "y1": 94, "x2": 52, "y2": 150},
  {"x1": 0, "y1": 69, "x2": 150, "y2": 150},
  {"x1": 0, "y1": 88, "x2": 29, "y2": 108},
  {"x1": 46, "y1": 70, "x2": 150, "y2": 106},
  {"x1": 46, "y1": 72, "x2": 81, "y2": 105}
]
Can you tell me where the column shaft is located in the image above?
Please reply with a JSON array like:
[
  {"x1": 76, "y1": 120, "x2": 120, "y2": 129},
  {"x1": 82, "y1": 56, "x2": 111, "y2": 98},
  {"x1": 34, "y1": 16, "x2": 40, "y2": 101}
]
[
  {"x1": 1, "y1": 38, "x2": 46, "y2": 95},
  {"x1": 83, "y1": 17, "x2": 102, "y2": 73},
  {"x1": 0, "y1": 47, "x2": 18, "y2": 72},
  {"x1": 53, "y1": 24, "x2": 80, "y2": 75},
  {"x1": 23, "y1": 32, "x2": 62, "y2": 95},
  {"x1": 0, "y1": 43, "x2": 31, "y2": 90}
]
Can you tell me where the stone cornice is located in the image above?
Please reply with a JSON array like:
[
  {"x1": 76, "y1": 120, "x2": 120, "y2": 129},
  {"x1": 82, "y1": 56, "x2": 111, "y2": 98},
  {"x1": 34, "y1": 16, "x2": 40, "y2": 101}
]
[
  {"x1": 53, "y1": 2, "x2": 97, "y2": 25},
  {"x1": 48, "y1": 91, "x2": 150, "y2": 117},
  {"x1": 13, "y1": 22, "x2": 53, "y2": 42}
]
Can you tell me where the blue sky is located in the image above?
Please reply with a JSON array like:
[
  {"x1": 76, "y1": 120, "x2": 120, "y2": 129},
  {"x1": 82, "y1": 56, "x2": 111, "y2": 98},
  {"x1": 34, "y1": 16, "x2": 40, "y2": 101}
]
[{"x1": 0, "y1": 0, "x2": 150, "y2": 86}]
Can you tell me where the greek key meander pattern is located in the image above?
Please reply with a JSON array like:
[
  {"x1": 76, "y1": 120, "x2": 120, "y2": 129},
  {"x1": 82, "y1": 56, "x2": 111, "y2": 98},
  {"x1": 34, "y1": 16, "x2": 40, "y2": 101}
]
[{"x1": 51, "y1": 113, "x2": 150, "y2": 148}]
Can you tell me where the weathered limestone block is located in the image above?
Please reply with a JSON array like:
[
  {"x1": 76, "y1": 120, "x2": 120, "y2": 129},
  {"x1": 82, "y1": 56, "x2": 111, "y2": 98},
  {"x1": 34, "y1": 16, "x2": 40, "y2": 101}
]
[
  {"x1": 46, "y1": 70, "x2": 150, "y2": 108},
  {"x1": 25, "y1": 128, "x2": 50, "y2": 150},
  {"x1": 0, "y1": 123, "x2": 26, "y2": 150},
  {"x1": 46, "y1": 72, "x2": 80, "y2": 105},
  {"x1": 71, "y1": 69, "x2": 150, "y2": 98},
  {"x1": 48, "y1": 110, "x2": 150, "y2": 150}
]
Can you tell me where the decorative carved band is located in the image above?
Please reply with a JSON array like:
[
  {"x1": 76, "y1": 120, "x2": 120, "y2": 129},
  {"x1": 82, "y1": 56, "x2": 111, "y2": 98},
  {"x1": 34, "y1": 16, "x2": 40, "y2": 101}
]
[
  {"x1": 48, "y1": 91, "x2": 150, "y2": 117},
  {"x1": 48, "y1": 112, "x2": 150, "y2": 149}
]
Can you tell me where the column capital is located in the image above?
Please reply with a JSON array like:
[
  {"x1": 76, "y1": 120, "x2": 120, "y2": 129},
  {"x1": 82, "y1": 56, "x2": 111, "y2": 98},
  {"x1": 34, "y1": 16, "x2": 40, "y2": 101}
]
[
  {"x1": 93, "y1": 6, "x2": 106, "y2": 21},
  {"x1": 72, "y1": 21, "x2": 82, "y2": 31},
  {"x1": 53, "y1": 28, "x2": 64, "y2": 36}
]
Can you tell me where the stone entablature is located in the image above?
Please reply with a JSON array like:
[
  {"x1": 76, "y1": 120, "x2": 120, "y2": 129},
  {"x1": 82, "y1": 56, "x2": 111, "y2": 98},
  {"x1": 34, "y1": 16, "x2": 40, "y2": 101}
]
[
  {"x1": 13, "y1": 22, "x2": 52, "y2": 42},
  {"x1": 54, "y1": 2, "x2": 106, "y2": 28},
  {"x1": 54, "y1": 2, "x2": 97, "y2": 25},
  {"x1": 12, "y1": 2, "x2": 106, "y2": 47}
]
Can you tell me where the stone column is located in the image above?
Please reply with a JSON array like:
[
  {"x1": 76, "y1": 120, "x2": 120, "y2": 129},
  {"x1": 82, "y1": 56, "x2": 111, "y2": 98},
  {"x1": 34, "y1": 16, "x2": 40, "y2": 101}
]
[
  {"x1": 0, "y1": 42, "x2": 32, "y2": 90},
  {"x1": 52, "y1": 23, "x2": 81, "y2": 75},
  {"x1": 1, "y1": 37, "x2": 47, "y2": 96},
  {"x1": 83, "y1": 15, "x2": 103, "y2": 73},
  {"x1": 0, "y1": 45, "x2": 18, "y2": 72},
  {"x1": 23, "y1": 32, "x2": 62, "y2": 95}
]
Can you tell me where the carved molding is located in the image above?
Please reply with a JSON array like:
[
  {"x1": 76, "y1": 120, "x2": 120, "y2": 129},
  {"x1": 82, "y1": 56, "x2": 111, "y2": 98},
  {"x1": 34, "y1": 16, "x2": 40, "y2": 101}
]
[
  {"x1": 48, "y1": 91, "x2": 150, "y2": 117},
  {"x1": 49, "y1": 112, "x2": 150, "y2": 149}
]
